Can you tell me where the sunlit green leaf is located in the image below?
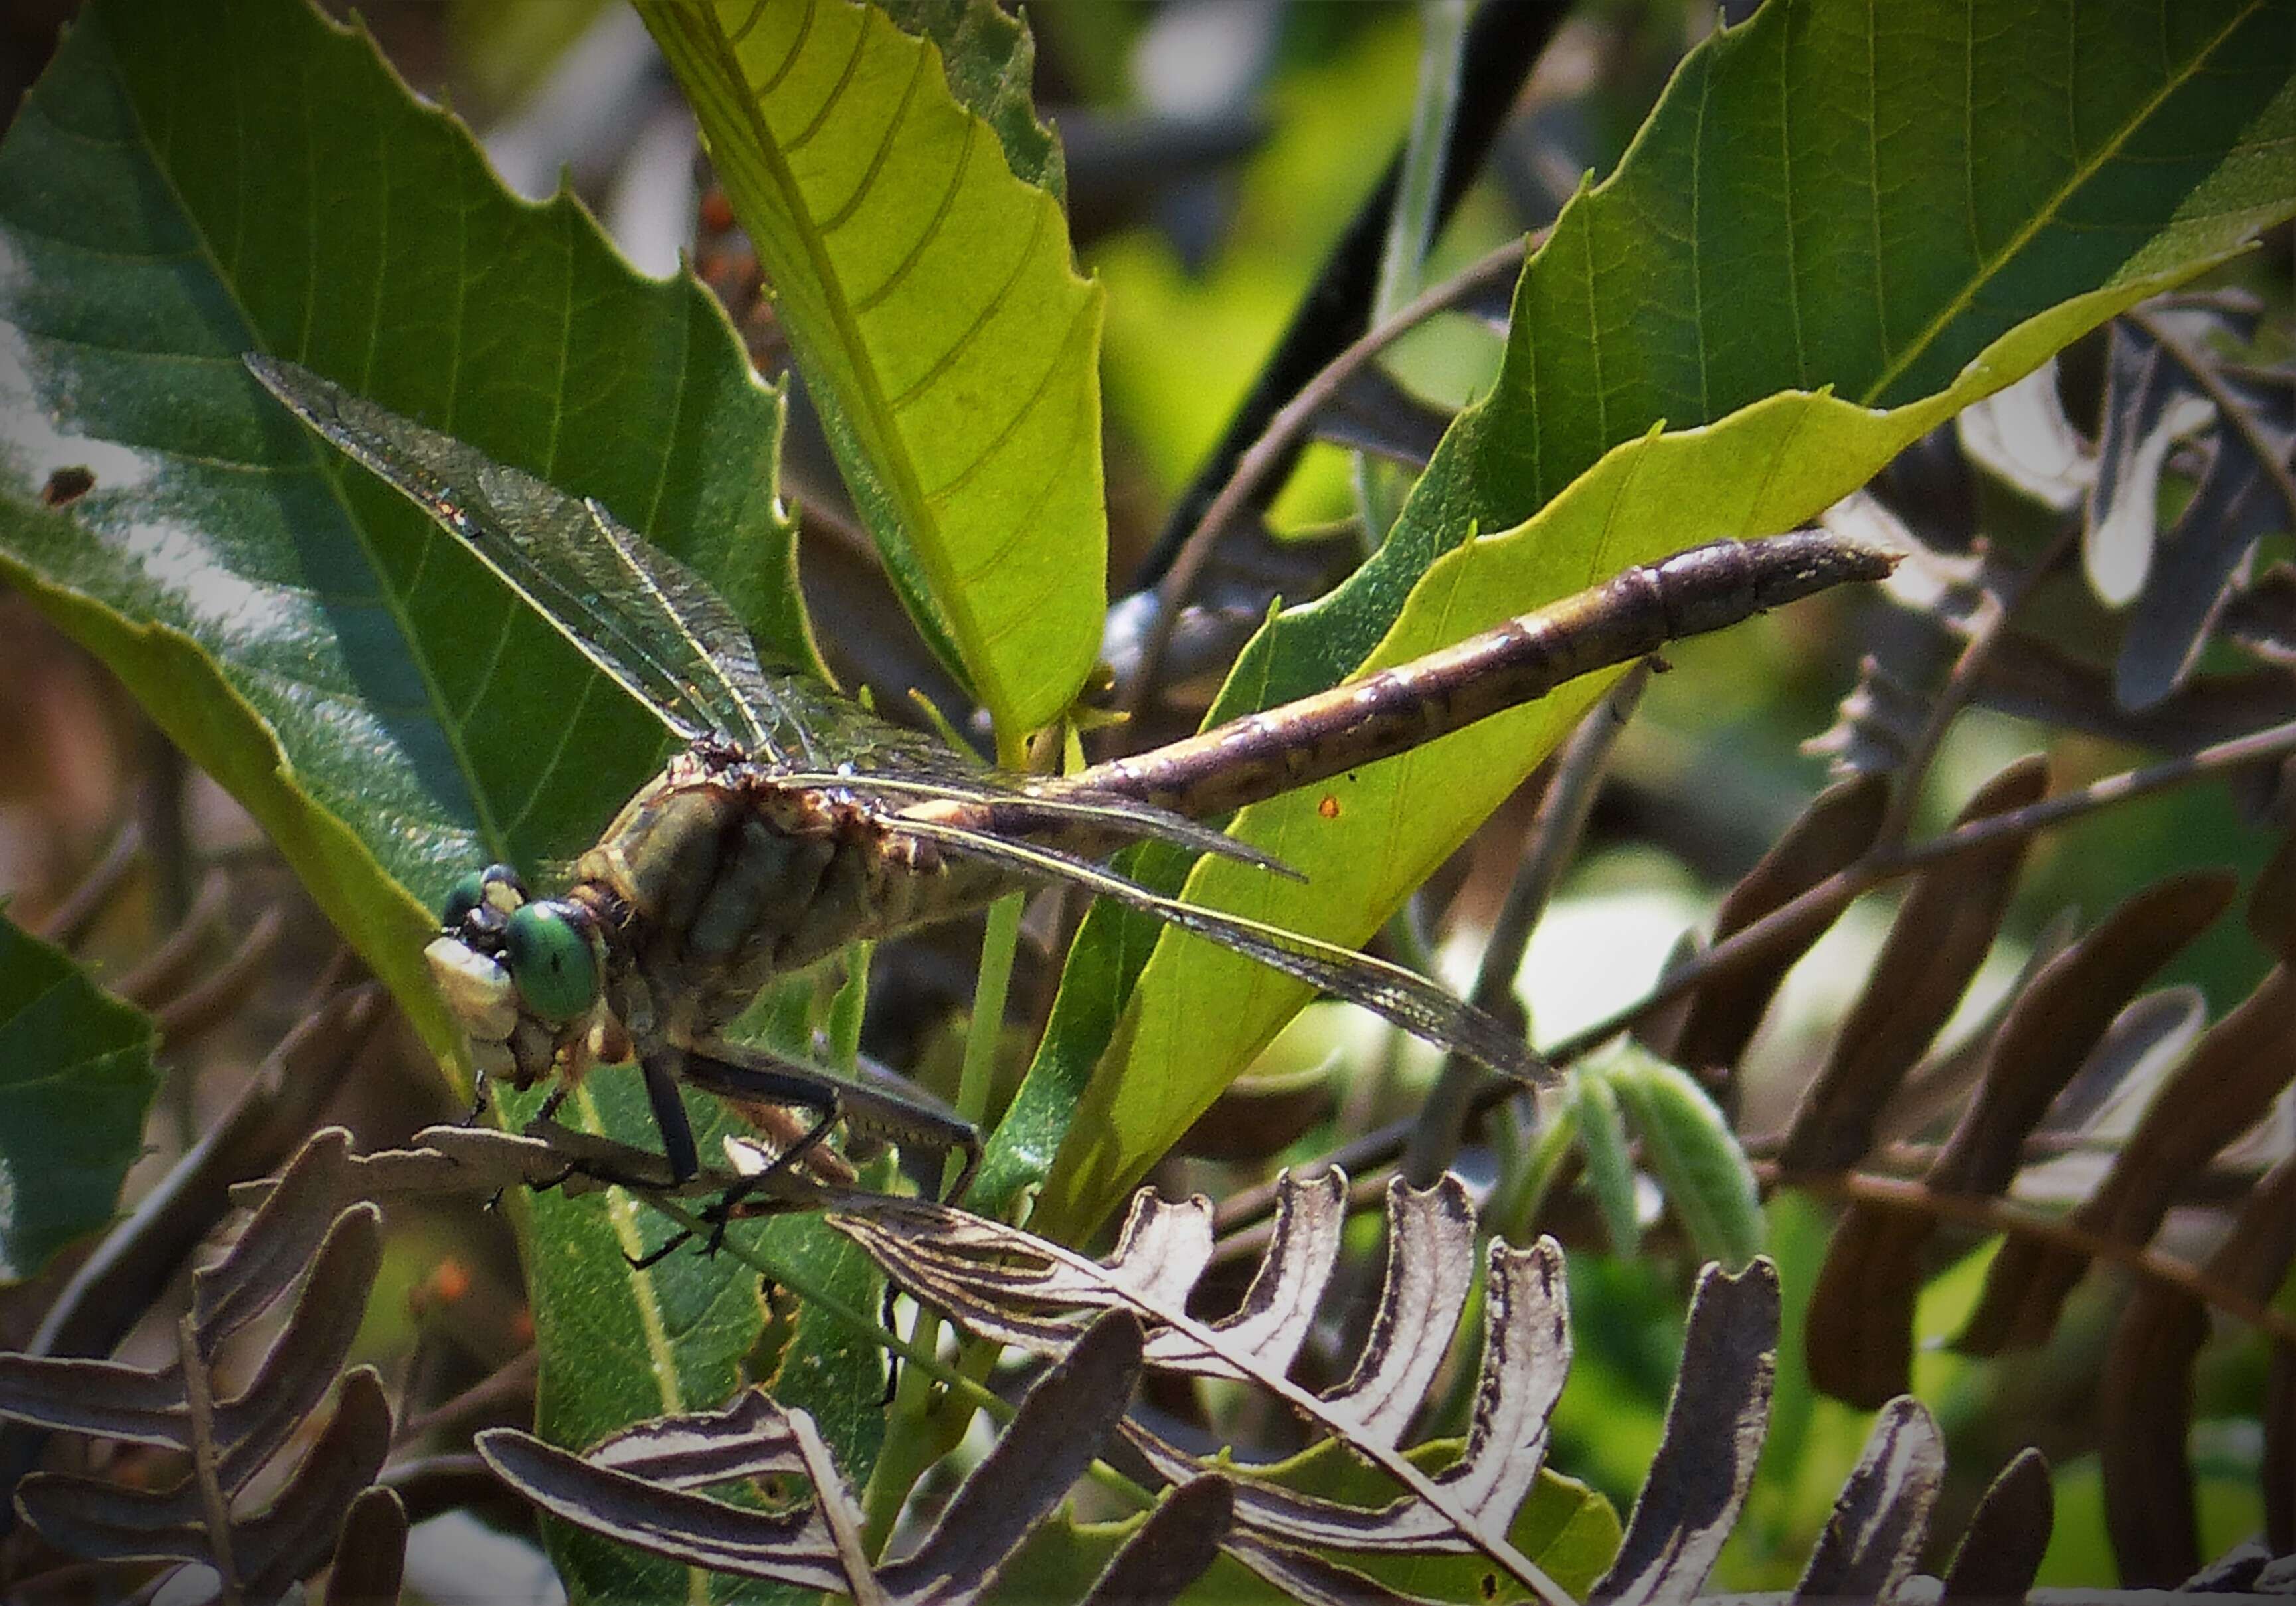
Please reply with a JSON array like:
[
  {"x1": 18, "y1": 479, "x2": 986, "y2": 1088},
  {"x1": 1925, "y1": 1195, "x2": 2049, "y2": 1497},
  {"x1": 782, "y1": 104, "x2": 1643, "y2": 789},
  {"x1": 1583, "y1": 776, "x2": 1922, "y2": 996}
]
[{"x1": 640, "y1": 0, "x2": 1107, "y2": 736}]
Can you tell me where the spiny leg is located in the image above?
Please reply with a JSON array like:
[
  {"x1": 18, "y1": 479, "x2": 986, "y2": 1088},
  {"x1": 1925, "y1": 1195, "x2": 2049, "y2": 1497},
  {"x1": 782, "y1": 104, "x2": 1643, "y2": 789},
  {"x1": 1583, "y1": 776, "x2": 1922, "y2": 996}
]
[{"x1": 683, "y1": 1039, "x2": 980, "y2": 1205}]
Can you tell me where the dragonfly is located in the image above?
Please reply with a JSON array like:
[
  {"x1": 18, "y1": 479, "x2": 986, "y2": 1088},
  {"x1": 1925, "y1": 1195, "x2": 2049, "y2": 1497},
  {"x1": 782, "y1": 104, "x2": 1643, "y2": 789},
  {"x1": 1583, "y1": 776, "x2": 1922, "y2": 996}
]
[{"x1": 246, "y1": 353, "x2": 1896, "y2": 1208}]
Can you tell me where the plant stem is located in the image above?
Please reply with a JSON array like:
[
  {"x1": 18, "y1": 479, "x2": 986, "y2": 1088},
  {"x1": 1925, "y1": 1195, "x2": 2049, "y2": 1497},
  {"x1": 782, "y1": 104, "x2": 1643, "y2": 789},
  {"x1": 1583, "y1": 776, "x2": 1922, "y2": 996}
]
[{"x1": 1353, "y1": 0, "x2": 1470, "y2": 546}]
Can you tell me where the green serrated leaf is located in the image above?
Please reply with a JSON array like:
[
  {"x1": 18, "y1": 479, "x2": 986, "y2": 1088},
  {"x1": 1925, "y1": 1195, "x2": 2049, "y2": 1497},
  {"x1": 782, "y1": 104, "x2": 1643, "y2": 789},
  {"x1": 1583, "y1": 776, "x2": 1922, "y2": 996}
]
[
  {"x1": 0, "y1": 911, "x2": 158, "y2": 1283},
  {"x1": 1001, "y1": 0, "x2": 2296, "y2": 1235},
  {"x1": 0, "y1": 0, "x2": 804, "y2": 1061},
  {"x1": 640, "y1": 0, "x2": 1107, "y2": 737},
  {"x1": 1605, "y1": 1044, "x2": 1765, "y2": 1273},
  {"x1": 0, "y1": 3, "x2": 821, "y2": 1596},
  {"x1": 1573, "y1": 1067, "x2": 1642, "y2": 1261}
]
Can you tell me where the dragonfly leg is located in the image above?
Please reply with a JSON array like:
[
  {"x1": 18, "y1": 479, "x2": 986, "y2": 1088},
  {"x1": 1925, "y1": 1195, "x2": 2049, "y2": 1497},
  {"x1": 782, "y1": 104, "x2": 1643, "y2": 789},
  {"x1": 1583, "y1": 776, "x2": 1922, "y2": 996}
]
[
  {"x1": 640, "y1": 1049, "x2": 703, "y2": 1184},
  {"x1": 683, "y1": 1039, "x2": 980, "y2": 1204}
]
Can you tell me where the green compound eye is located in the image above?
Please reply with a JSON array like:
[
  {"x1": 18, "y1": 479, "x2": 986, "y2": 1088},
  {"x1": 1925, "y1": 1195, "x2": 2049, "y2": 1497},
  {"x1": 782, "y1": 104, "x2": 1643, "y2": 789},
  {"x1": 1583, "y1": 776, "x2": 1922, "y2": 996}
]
[
  {"x1": 503, "y1": 901, "x2": 600, "y2": 1023},
  {"x1": 440, "y1": 869, "x2": 487, "y2": 931}
]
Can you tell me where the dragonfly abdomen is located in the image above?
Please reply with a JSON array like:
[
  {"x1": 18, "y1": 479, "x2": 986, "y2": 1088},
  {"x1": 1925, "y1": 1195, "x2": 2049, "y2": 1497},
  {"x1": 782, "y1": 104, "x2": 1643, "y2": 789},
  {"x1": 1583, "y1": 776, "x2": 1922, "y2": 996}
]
[{"x1": 1069, "y1": 529, "x2": 1897, "y2": 820}]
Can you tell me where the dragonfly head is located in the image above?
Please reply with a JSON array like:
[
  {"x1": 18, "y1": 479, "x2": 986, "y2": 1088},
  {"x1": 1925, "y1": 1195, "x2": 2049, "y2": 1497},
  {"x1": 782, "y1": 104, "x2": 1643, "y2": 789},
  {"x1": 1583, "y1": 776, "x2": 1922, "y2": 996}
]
[{"x1": 424, "y1": 863, "x2": 616, "y2": 1088}]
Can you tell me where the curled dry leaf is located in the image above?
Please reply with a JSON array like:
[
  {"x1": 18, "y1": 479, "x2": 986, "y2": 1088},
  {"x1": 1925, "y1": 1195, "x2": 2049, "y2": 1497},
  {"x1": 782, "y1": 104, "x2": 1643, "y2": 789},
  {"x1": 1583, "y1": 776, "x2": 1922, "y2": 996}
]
[
  {"x1": 1593, "y1": 1258, "x2": 1779, "y2": 1606},
  {"x1": 1778, "y1": 757, "x2": 2048, "y2": 1172},
  {"x1": 1792, "y1": 1397, "x2": 1943, "y2": 1603},
  {"x1": 0, "y1": 1130, "x2": 395, "y2": 1596},
  {"x1": 1807, "y1": 871, "x2": 2234, "y2": 1407},
  {"x1": 832, "y1": 1170, "x2": 1581, "y2": 1604},
  {"x1": 477, "y1": 1310, "x2": 1226, "y2": 1606},
  {"x1": 2099, "y1": 1153, "x2": 2296, "y2": 1586},
  {"x1": 1658, "y1": 772, "x2": 1890, "y2": 1108},
  {"x1": 1957, "y1": 960, "x2": 2296, "y2": 1356},
  {"x1": 1941, "y1": 1448, "x2": 2054, "y2": 1603}
]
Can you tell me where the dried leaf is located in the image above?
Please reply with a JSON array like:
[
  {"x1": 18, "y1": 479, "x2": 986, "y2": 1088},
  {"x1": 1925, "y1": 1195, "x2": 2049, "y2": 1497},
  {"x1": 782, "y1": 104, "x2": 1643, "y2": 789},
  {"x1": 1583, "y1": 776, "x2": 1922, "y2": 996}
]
[
  {"x1": 1779, "y1": 758, "x2": 2048, "y2": 1171},
  {"x1": 1076, "y1": 1475, "x2": 1233, "y2": 1606},
  {"x1": 2099, "y1": 1154, "x2": 2296, "y2": 1585},
  {"x1": 13, "y1": 1364, "x2": 391, "y2": 1592},
  {"x1": 2087, "y1": 318, "x2": 2221, "y2": 606},
  {"x1": 0, "y1": 1133, "x2": 395, "y2": 1594},
  {"x1": 1958, "y1": 960, "x2": 2295, "y2": 1354},
  {"x1": 478, "y1": 1310, "x2": 1148, "y2": 1602},
  {"x1": 1314, "y1": 363, "x2": 1456, "y2": 471},
  {"x1": 1121, "y1": 1237, "x2": 1573, "y2": 1556},
  {"x1": 1662, "y1": 774, "x2": 1888, "y2": 1089},
  {"x1": 832, "y1": 1173, "x2": 1573, "y2": 1601},
  {"x1": 2104, "y1": 302, "x2": 2296, "y2": 708},
  {"x1": 1941, "y1": 1448, "x2": 2052, "y2": 1603},
  {"x1": 324, "y1": 1485, "x2": 410, "y2": 1606},
  {"x1": 1791, "y1": 1397, "x2": 1942, "y2": 1603},
  {"x1": 1804, "y1": 1207, "x2": 1937, "y2": 1412},
  {"x1": 2039, "y1": 986, "x2": 2208, "y2": 1142},
  {"x1": 1593, "y1": 1259, "x2": 1779, "y2": 1606},
  {"x1": 2250, "y1": 822, "x2": 2296, "y2": 961},
  {"x1": 1929, "y1": 872, "x2": 2236, "y2": 1200}
]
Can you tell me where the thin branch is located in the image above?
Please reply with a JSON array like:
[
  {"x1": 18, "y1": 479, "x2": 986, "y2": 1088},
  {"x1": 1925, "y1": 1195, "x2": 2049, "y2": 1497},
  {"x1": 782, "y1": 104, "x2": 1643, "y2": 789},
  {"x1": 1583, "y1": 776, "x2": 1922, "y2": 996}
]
[
  {"x1": 1219, "y1": 713, "x2": 2296, "y2": 1230},
  {"x1": 1402, "y1": 663, "x2": 1650, "y2": 1184},
  {"x1": 1542, "y1": 711, "x2": 2296, "y2": 1071},
  {"x1": 1873, "y1": 525, "x2": 2077, "y2": 846},
  {"x1": 1771, "y1": 1165, "x2": 2296, "y2": 1350},
  {"x1": 1124, "y1": 235, "x2": 1533, "y2": 713}
]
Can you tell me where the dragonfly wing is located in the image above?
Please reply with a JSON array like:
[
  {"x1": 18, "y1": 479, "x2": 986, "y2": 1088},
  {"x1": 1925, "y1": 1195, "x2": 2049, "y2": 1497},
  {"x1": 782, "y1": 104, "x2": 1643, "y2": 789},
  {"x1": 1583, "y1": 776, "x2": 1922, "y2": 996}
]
[
  {"x1": 247, "y1": 354, "x2": 795, "y2": 755},
  {"x1": 891, "y1": 817, "x2": 1549, "y2": 1087},
  {"x1": 774, "y1": 769, "x2": 1296, "y2": 876}
]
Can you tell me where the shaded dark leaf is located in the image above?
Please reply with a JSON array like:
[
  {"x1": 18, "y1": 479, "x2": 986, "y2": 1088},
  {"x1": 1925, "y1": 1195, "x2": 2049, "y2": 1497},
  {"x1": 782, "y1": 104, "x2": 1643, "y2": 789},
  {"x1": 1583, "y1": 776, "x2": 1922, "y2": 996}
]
[
  {"x1": 1076, "y1": 1474, "x2": 1233, "y2": 1606},
  {"x1": 1805, "y1": 1207, "x2": 1941, "y2": 1414},
  {"x1": 1809, "y1": 874, "x2": 2231, "y2": 1405},
  {"x1": 478, "y1": 1310, "x2": 1147, "y2": 1603},
  {"x1": 879, "y1": 1314, "x2": 1147, "y2": 1601},
  {"x1": 1941, "y1": 1449, "x2": 2053, "y2": 1603},
  {"x1": 234, "y1": 1368, "x2": 397, "y2": 1598},
  {"x1": 1, "y1": 1132, "x2": 395, "y2": 1592},
  {"x1": 2101, "y1": 1153, "x2": 2296, "y2": 1584},
  {"x1": 1792, "y1": 1397, "x2": 1942, "y2": 1603},
  {"x1": 1313, "y1": 363, "x2": 1457, "y2": 472},
  {"x1": 1977, "y1": 632, "x2": 2296, "y2": 760},
  {"x1": 0, "y1": 909, "x2": 159, "y2": 1283},
  {"x1": 1779, "y1": 758, "x2": 2048, "y2": 1171},
  {"x1": 2039, "y1": 986, "x2": 2208, "y2": 1141},
  {"x1": 1592, "y1": 1260, "x2": 1779, "y2": 1605},
  {"x1": 1660, "y1": 773, "x2": 1890, "y2": 1091},
  {"x1": 323, "y1": 1485, "x2": 410, "y2": 1606},
  {"x1": 1959, "y1": 960, "x2": 2295, "y2": 1354},
  {"x1": 1929, "y1": 873, "x2": 2236, "y2": 1200},
  {"x1": 2249, "y1": 822, "x2": 2296, "y2": 961}
]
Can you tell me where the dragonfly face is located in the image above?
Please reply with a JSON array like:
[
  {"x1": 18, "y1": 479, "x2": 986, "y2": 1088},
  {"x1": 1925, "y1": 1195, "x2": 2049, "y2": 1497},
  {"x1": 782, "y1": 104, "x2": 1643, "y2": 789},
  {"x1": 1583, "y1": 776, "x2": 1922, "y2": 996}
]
[{"x1": 425, "y1": 863, "x2": 621, "y2": 1093}]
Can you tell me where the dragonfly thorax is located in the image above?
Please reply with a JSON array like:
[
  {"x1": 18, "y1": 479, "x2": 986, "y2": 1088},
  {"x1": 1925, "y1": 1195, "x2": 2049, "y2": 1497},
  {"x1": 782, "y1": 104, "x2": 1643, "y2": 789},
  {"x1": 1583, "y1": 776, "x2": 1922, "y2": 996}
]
[{"x1": 425, "y1": 745, "x2": 1012, "y2": 1093}]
